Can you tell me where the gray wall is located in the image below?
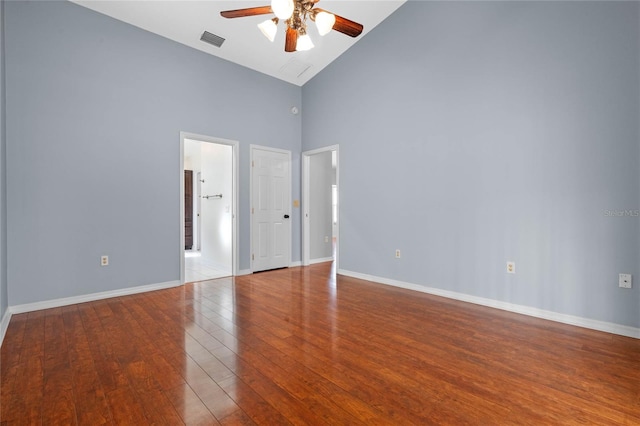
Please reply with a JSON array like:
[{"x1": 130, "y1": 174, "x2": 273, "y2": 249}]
[
  {"x1": 0, "y1": 0, "x2": 7, "y2": 321},
  {"x1": 303, "y1": 1, "x2": 640, "y2": 327},
  {"x1": 309, "y1": 151, "x2": 333, "y2": 260},
  {"x1": 5, "y1": 1, "x2": 301, "y2": 305}
]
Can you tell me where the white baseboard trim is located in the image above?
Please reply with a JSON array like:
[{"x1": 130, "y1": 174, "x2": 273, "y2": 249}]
[
  {"x1": 337, "y1": 269, "x2": 640, "y2": 339},
  {"x1": 236, "y1": 269, "x2": 253, "y2": 276},
  {"x1": 8, "y1": 280, "x2": 182, "y2": 315},
  {"x1": 290, "y1": 261, "x2": 302, "y2": 267},
  {"x1": 0, "y1": 309, "x2": 11, "y2": 347},
  {"x1": 309, "y1": 257, "x2": 334, "y2": 265}
]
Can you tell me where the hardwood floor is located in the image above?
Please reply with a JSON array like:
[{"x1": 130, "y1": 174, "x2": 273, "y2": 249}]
[{"x1": 1, "y1": 262, "x2": 639, "y2": 425}]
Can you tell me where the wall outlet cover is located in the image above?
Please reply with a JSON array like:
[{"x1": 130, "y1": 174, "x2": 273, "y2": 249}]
[{"x1": 619, "y1": 273, "x2": 632, "y2": 289}]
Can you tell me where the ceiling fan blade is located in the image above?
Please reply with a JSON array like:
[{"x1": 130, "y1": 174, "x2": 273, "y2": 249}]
[
  {"x1": 316, "y1": 8, "x2": 363, "y2": 38},
  {"x1": 220, "y1": 6, "x2": 272, "y2": 19},
  {"x1": 285, "y1": 27, "x2": 298, "y2": 52},
  {"x1": 333, "y1": 14, "x2": 364, "y2": 37}
]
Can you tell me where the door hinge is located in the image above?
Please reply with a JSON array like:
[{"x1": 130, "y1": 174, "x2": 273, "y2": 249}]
[
  {"x1": 252, "y1": 254, "x2": 254, "y2": 261},
  {"x1": 251, "y1": 207, "x2": 254, "y2": 214},
  {"x1": 252, "y1": 161, "x2": 254, "y2": 167}
]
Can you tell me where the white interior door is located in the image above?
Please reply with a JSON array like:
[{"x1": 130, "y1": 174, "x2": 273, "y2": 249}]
[
  {"x1": 251, "y1": 146, "x2": 291, "y2": 272},
  {"x1": 200, "y1": 143, "x2": 233, "y2": 274}
]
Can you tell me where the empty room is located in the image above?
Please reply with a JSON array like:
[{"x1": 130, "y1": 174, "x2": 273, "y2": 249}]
[{"x1": 1, "y1": 0, "x2": 639, "y2": 424}]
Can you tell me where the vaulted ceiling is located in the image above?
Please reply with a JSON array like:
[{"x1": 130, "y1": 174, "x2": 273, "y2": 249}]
[{"x1": 71, "y1": 1, "x2": 406, "y2": 86}]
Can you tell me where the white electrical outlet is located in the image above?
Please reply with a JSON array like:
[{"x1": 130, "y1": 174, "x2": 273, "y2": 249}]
[
  {"x1": 101, "y1": 255, "x2": 109, "y2": 266},
  {"x1": 619, "y1": 273, "x2": 632, "y2": 289},
  {"x1": 324, "y1": 236, "x2": 329, "y2": 243},
  {"x1": 395, "y1": 249, "x2": 401, "y2": 258},
  {"x1": 507, "y1": 261, "x2": 515, "y2": 274}
]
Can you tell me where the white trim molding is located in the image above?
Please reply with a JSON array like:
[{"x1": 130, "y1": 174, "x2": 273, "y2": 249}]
[
  {"x1": 0, "y1": 309, "x2": 11, "y2": 346},
  {"x1": 8, "y1": 280, "x2": 181, "y2": 315},
  {"x1": 337, "y1": 269, "x2": 640, "y2": 339},
  {"x1": 309, "y1": 257, "x2": 334, "y2": 265}
]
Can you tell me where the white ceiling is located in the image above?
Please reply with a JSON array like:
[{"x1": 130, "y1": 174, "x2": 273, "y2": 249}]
[{"x1": 71, "y1": 0, "x2": 406, "y2": 86}]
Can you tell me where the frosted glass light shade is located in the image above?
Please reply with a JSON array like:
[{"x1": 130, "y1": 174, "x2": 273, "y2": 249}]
[
  {"x1": 296, "y1": 34, "x2": 314, "y2": 51},
  {"x1": 271, "y1": 0, "x2": 294, "y2": 19},
  {"x1": 315, "y1": 11, "x2": 335, "y2": 36},
  {"x1": 258, "y1": 19, "x2": 278, "y2": 42}
]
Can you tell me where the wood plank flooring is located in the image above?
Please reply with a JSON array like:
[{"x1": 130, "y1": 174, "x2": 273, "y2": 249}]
[{"x1": 1, "y1": 262, "x2": 639, "y2": 425}]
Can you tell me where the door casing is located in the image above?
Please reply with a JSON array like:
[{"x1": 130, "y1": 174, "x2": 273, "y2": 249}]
[
  {"x1": 302, "y1": 145, "x2": 339, "y2": 269},
  {"x1": 180, "y1": 132, "x2": 238, "y2": 283}
]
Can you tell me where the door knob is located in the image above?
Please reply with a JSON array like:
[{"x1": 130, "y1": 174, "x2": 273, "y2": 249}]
[{"x1": 284, "y1": 214, "x2": 290, "y2": 219}]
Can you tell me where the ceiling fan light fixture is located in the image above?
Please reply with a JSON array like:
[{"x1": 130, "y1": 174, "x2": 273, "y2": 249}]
[
  {"x1": 271, "y1": 0, "x2": 294, "y2": 20},
  {"x1": 258, "y1": 18, "x2": 278, "y2": 42},
  {"x1": 315, "y1": 11, "x2": 335, "y2": 36},
  {"x1": 219, "y1": 1, "x2": 364, "y2": 53},
  {"x1": 296, "y1": 33, "x2": 314, "y2": 51}
]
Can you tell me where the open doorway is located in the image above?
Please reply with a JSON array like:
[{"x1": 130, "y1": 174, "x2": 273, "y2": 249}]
[
  {"x1": 180, "y1": 132, "x2": 238, "y2": 283},
  {"x1": 302, "y1": 145, "x2": 339, "y2": 267}
]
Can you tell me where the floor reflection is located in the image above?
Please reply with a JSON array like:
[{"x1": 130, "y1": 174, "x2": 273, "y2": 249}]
[
  {"x1": 184, "y1": 250, "x2": 230, "y2": 282},
  {"x1": 6, "y1": 262, "x2": 634, "y2": 424}
]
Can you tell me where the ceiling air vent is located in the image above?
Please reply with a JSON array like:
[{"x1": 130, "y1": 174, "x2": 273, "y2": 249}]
[
  {"x1": 200, "y1": 31, "x2": 225, "y2": 48},
  {"x1": 280, "y1": 58, "x2": 312, "y2": 79}
]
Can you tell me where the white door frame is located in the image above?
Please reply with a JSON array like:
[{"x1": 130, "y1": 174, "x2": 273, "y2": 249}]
[
  {"x1": 196, "y1": 171, "x2": 202, "y2": 251},
  {"x1": 250, "y1": 144, "x2": 293, "y2": 272},
  {"x1": 180, "y1": 132, "x2": 239, "y2": 283},
  {"x1": 302, "y1": 144, "x2": 339, "y2": 269}
]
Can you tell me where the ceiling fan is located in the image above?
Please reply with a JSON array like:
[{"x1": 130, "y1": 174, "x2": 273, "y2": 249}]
[{"x1": 220, "y1": 0, "x2": 364, "y2": 52}]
